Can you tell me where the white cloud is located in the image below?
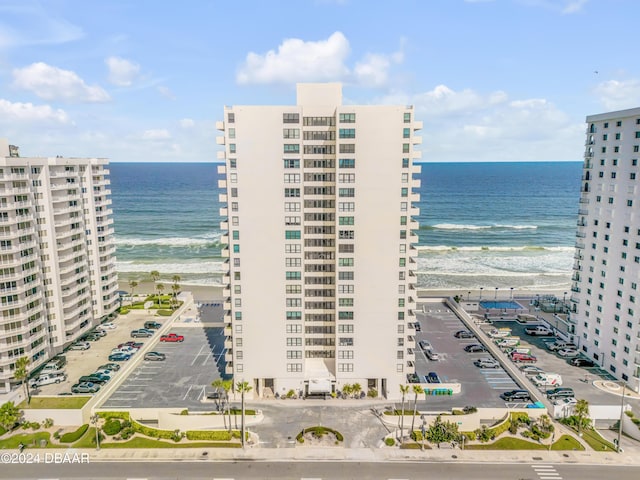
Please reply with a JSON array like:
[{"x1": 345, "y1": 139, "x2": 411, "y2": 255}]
[
  {"x1": 353, "y1": 48, "x2": 404, "y2": 88},
  {"x1": 378, "y1": 85, "x2": 583, "y2": 162},
  {"x1": 12, "y1": 62, "x2": 110, "y2": 103},
  {"x1": 105, "y1": 56, "x2": 141, "y2": 87},
  {"x1": 0, "y1": 3, "x2": 83, "y2": 48},
  {"x1": 593, "y1": 79, "x2": 640, "y2": 111},
  {"x1": 562, "y1": 0, "x2": 587, "y2": 14},
  {"x1": 519, "y1": 0, "x2": 588, "y2": 14},
  {"x1": 157, "y1": 86, "x2": 176, "y2": 100},
  {"x1": 140, "y1": 129, "x2": 171, "y2": 141},
  {"x1": 179, "y1": 118, "x2": 195, "y2": 128},
  {"x1": 237, "y1": 32, "x2": 350, "y2": 85},
  {"x1": 0, "y1": 98, "x2": 70, "y2": 124}
]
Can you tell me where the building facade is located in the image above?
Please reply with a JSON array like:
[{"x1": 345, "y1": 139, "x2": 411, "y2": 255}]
[
  {"x1": 0, "y1": 139, "x2": 119, "y2": 393},
  {"x1": 572, "y1": 107, "x2": 640, "y2": 392},
  {"x1": 216, "y1": 84, "x2": 422, "y2": 399}
]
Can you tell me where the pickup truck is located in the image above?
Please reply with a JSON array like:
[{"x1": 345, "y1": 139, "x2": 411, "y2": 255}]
[
  {"x1": 525, "y1": 326, "x2": 554, "y2": 336},
  {"x1": 160, "y1": 333, "x2": 184, "y2": 342},
  {"x1": 29, "y1": 373, "x2": 67, "y2": 388}
]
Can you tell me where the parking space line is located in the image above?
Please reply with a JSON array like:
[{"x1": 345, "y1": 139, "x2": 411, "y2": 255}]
[
  {"x1": 191, "y1": 345, "x2": 206, "y2": 366},
  {"x1": 183, "y1": 384, "x2": 193, "y2": 400}
]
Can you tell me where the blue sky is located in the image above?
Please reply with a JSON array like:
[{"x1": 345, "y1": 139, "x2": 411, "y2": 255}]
[{"x1": 1, "y1": 0, "x2": 639, "y2": 162}]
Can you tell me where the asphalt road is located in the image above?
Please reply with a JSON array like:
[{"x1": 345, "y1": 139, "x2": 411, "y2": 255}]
[{"x1": 2, "y1": 460, "x2": 639, "y2": 480}]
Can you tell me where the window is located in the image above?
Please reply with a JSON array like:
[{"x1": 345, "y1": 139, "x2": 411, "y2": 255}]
[
  {"x1": 227, "y1": 112, "x2": 235, "y2": 123},
  {"x1": 339, "y1": 216, "x2": 354, "y2": 225},
  {"x1": 285, "y1": 230, "x2": 301, "y2": 239},
  {"x1": 229, "y1": 144, "x2": 236, "y2": 153},
  {"x1": 338, "y1": 202, "x2": 355, "y2": 212},
  {"x1": 402, "y1": 158, "x2": 409, "y2": 168},
  {"x1": 339, "y1": 188, "x2": 355, "y2": 197},
  {"x1": 636, "y1": 131, "x2": 640, "y2": 138},
  {"x1": 338, "y1": 173, "x2": 355, "y2": 183},
  {"x1": 339, "y1": 258, "x2": 354, "y2": 266},
  {"x1": 284, "y1": 188, "x2": 300, "y2": 197},
  {"x1": 403, "y1": 128, "x2": 410, "y2": 138},
  {"x1": 228, "y1": 128, "x2": 235, "y2": 139},
  {"x1": 402, "y1": 144, "x2": 410, "y2": 153},
  {"x1": 283, "y1": 113, "x2": 299, "y2": 123},
  {"x1": 401, "y1": 188, "x2": 408, "y2": 197},
  {"x1": 616, "y1": 133, "x2": 621, "y2": 140},
  {"x1": 339, "y1": 113, "x2": 355, "y2": 123},
  {"x1": 339, "y1": 144, "x2": 355, "y2": 153},
  {"x1": 284, "y1": 144, "x2": 300, "y2": 153},
  {"x1": 283, "y1": 128, "x2": 300, "y2": 139},
  {"x1": 286, "y1": 272, "x2": 301, "y2": 280},
  {"x1": 628, "y1": 200, "x2": 634, "y2": 207},
  {"x1": 603, "y1": 134, "x2": 608, "y2": 141},
  {"x1": 232, "y1": 231, "x2": 240, "y2": 240},
  {"x1": 284, "y1": 173, "x2": 300, "y2": 183},
  {"x1": 403, "y1": 112, "x2": 411, "y2": 123},
  {"x1": 339, "y1": 158, "x2": 355, "y2": 168},
  {"x1": 284, "y1": 202, "x2": 300, "y2": 212},
  {"x1": 284, "y1": 216, "x2": 300, "y2": 225}
]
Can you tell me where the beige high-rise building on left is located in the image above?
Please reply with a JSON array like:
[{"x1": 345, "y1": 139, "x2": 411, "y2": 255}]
[{"x1": 0, "y1": 139, "x2": 119, "y2": 393}]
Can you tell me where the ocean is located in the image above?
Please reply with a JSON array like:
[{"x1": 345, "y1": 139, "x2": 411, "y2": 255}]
[{"x1": 109, "y1": 162, "x2": 582, "y2": 291}]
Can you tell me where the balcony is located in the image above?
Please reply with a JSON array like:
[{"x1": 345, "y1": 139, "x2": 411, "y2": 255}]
[
  {"x1": 216, "y1": 121, "x2": 224, "y2": 131},
  {"x1": 413, "y1": 121, "x2": 423, "y2": 130},
  {"x1": 217, "y1": 165, "x2": 226, "y2": 175},
  {"x1": 225, "y1": 364, "x2": 234, "y2": 375},
  {"x1": 216, "y1": 136, "x2": 225, "y2": 145},
  {"x1": 574, "y1": 252, "x2": 584, "y2": 260},
  {"x1": 217, "y1": 151, "x2": 226, "y2": 160},
  {"x1": 412, "y1": 136, "x2": 422, "y2": 145},
  {"x1": 218, "y1": 194, "x2": 227, "y2": 203},
  {"x1": 575, "y1": 231, "x2": 586, "y2": 238},
  {"x1": 579, "y1": 198, "x2": 589, "y2": 204},
  {"x1": 218, "y1": 180, "x2": 227, "y2": 189},
  {"x1": 224, "y1": 338, "x2": 233, "y2": 350},
  {"x1": 578, "y1": 209, "x2": 589, "y2": 216},
  {"x1": 575, "y1": 243, "x2": 585, "y2": 250},
  {"x1": 220, "y1": 220, "x2": 228, "y2": 230},
  {"x1": 411, "y1": 164, "x2": 421, "y2": 174}
]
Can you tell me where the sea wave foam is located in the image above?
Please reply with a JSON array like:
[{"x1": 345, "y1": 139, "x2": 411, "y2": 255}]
[
  {"x1": 430, "y1": 223, "x2": 537, "y2": 231},
  {"x1": 115, "y1": 234, "x2": 222, "y2": 247},
  {"x1": 415, "y1": 245, "x2": 574, "y2": 253}
]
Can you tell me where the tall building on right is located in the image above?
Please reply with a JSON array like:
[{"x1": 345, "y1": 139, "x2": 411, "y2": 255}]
[{"x1": 573, "y1": 107, "x2": 640, "y2": 393}]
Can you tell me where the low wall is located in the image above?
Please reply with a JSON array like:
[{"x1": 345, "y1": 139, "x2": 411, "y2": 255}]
[
  {"x1": 622, "y1": 413, "x2": 640, "y2": 442},
  {"x1": 158, "y1": 410, "x2": 264, "y2": 431}
]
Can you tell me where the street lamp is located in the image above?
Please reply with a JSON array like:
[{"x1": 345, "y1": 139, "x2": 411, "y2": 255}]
[
  {"x1": 563, "y1": 291, "x2": 567, "y2": 312},
  {"x1": 494, "y1": 287, "x2": 498, "y2": 300},
  {"x1": 510, "y1": 287, "x2": 514, "y2": 300},
  {"x1": 91, "y1": 414, "x2": 100, "y2": 451},
  {"x1": 479, "y1": 287, "x2": 484, "y2": 300},
  {"x1": 467, "y1": 291, "x2": 471, "y2": 302},
  {"x1": 617, "y1": 380, "x2": 626, "y2": 452}
]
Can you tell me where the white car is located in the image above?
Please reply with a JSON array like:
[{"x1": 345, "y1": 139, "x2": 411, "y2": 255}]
[
  {"x1": 69, "y1": 341, "x2": 90, "y2": 351},
  {"x1": 519, "y1": 365, "x2": 544, "y2": 375},
  {"x1": 554, "y1": 396, "x2": 577, "y2": 407},
  {"x1": 557, "y1": 348, "x2": 580, "y2": 358},
  {"x1": 98, "y1": 322, "x2": 117, "y2": 330},
  {"x1": 110, "y1": 347, "x2": 134, "y2": 355}
]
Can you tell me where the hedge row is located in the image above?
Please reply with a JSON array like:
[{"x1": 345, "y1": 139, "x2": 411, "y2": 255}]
[
  {"x1": 97, "y1": 411, "x2": 131, "y2": 421},
  {"x1": 60, "y1": 424, "x2": 88, "y2": 443},
  {"x1": 185, "y1": 430, "x2": 233, "y2": 441},
  {"x1": 295, "y1": 426, "x2": 344, "y2": 442}
]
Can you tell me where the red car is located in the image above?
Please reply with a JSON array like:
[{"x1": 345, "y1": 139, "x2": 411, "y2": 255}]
[
  {"x1": 118, "y1": 342, "x2": 143, "y2": 349},
  {"x1": 511, "y1": 353, "x2": 537, "y2": 363},
  {"x1": 160, "y1": 333, "x2": 184, "y2": 342}
]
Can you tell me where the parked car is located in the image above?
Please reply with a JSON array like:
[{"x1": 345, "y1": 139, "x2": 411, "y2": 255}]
[
  {"x1": 519, "y1": 365, "x2": 545, "y2": 375},
  {"x1": 531, "y1": 373, "x2": 563, "y2": 387},
  {"x1": 500, "y1": 390, "x2": 531, "y2": 401},
  {"x1": 464, "y1": 344, "x2": 486, "y2": 353},
  {"x1": 160, "y1": 333, "x2": 185, "y2": 342},
  {"x1": 474, "y1": 358, "x2": 500, "y2": 369},
  {"x1": 29, "y1": 373, "x2": 67, "y2": 388},
  {"x1": 414, "y1": 322, "x2": 422, "y2": 332},
  {"x1": 426, "y1": 350, "x2": 440, "y2": 361},
  {"x1": 426, "y1": 372, "x2": 441, "y2": 383},
  {"x1": 131, "y1": 329, "x2": 154, "y2": 338},
  {"x1": 108, "y1": 352, "x2": 131, "y2": 362},
  {"x1": 496, "y1": 337, "x2": 520, "y2": 347},
  {"x1": 111, "y1": 347, "x2": 134, "y2": 355},
  {"x1": 511, "y1": 352, "x2": 537, "y2": 363},
  {"x1": 98, "y1": 322, "x2": 117, "y2": 330},
  {"x1": 81, "y1": 333, "x2": 101, "y2": 342},
  {"x1": 93, "y1": 368, "x2": 113, "y2": 377},
  {"x1": 99, "y1": 363, "x2": 121, "y2": 371},
  {"x1": 546, "y1": 340, "x2": 576, "y2": 352},
  {"x1": 144, "y1": 351, "x2": 166, "y2": 361},
  {"x1": 546, "y1": 387, "x2": 575, "y2": 399},
  {"x1": 454, "y1": 330, "x2": 474, "y2": 339},
  {"x1": 557, "y1": 348, "x2": 580, "y2": 358},
  {"x1": 406, "y1": 373, "x2": 420, "y2": 383},
  {"x1": 144, "y1": 321, "x2": 162, "y2": 330},
  {"x1": 118, "y1": 342, "x2": 143, "y2": 350},
  {"x1": 524, "y1": 326, "x2": 554, "y2": 336},
  {"x1": 554, "y1": 396, "x2": 578, "y2": 407},
  {"x1": 419, "y1": 340, "x2": 432, "y2": 351},
  {"x1": 68, "y1": 341, "x2": 90, "y2": 351},
  {"x1": 91, "y1": 329, "x2": 107, "y2": 337},
  {"x1": 71, "y1": 382, "x2": 99, "y2": 393},
  {"x1": 569, "y1": 357, "x2": 596, "y2": 367},
  {"x1": 78, "y1": 375, "x2": 108, "y2": 385}
]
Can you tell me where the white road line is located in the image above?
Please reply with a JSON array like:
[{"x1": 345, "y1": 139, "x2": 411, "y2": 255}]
[
  {"x1": 191, "y1": 345, "x2": 206, "y2": 365},
  {"x1": 202, "y1": 352, "x2": 213, "y2": 365},
  {"x1": 183, "y1": 384, "x2": 193, "y2": 400},
  {"x1": 115, "y1": 390, "x2": 144, "y2": 394},
  {"x1": 539, "y1": 477, "x2": 562, "y2": 480}
]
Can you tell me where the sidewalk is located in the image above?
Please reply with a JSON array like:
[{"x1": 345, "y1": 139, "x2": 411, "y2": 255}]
[{"x1": 69, "y1": 444, "x2": 640, "y2": 465}]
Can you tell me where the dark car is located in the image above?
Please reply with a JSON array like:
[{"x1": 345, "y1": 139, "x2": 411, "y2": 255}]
[
  {"x1": 500, "y1": 390, "x2": 531, "y2": 401},
  {"x1": 546, "y1": 387, "x2": 575, "y2": 399},
  {"x1": 414, "y1": 322, "x2": 422, "y2": 332},
  {"x1": 426, "y1": 372, "x2": 441, "y2": 383},
  {"x1": 464, "y1": 344, "x2": 486, "y2": 353},
  {"x1": 99, "y1": 363, "x2": 121, "y2": 372},
  {"x1": 130, "y1": 329, "x2": 154, "y2": 338},
  {"x1": 406, "y1": 373, "x2": 420, "y2": 383},
  {"x1": 144, "y1": 321, "x2": 162, "y2": 330},
  {"x1": 144, "y1": 352, "x2": 166, "y2": 361},
  {"x1": 108, "y1": 352, "x2": 131, "y2": 362},
  {"x1": 119, "y1": 341, "x2": 143, "y2": 350},
  {"x1": 454, "y1": 330, "x2": 474, "y2": 339},
  {"x1": 569, "y1": 357, "x2": 596, "y2": 367},
  {"x1": 78, "y1": 375, "x2": 107, "y2": 385}
]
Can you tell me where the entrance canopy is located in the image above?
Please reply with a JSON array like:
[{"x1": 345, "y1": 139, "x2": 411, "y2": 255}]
[{"x1": 305, "y1": 359, "x2": 335, "y2": 393}]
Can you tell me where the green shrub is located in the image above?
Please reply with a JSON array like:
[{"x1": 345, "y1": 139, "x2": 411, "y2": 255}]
[
  {"x1": 171, "y1": 429, "x2": 183, "y2": 442},
  {"x1": 102, "y1": 419, "x2": 122, "y2": 436},
  {"x1": 53, "y1": 430, "x2": 60, "y2": 439},
  {"x1": 462, "y1": 431, "x2": 476, "y2": 441},
  {"x1": 186, "y1": 430, "x2": 232, "y2": 441},
  {"x1": 157, "y1": 310, "x2": 173, "y2": 316},
  {"x1": 0, "y1": 425, "x2": 6, "y2": 436},
  {"x1": 180, "y1": 409, "x2": 189, "y2": 415},
  {"x1": 97, "y1": 411, "x2": 131, "y2": 421},
  {"x1": 119, "y1": 307, "x2": 130, "y2": 315},
  {"x1": 42, "y1": 418, "x2": 54, "y2": 429},
  {"x1": 385, "y1": 437, "x2": 395, "y2": 446},
  {"x1": 60, "y1": 424, "x2": 88, "y2": 443},
  {"x1": 367, "y1": 388, "x2": 378, "y2": 398},
  {"x1": 120, "y1": 427, "x2": 135, "y2": 440}
]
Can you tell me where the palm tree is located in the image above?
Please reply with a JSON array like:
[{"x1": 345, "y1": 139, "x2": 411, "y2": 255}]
[
  {"x1": 150, "y1": 270, "x2": 160, "y2": 283},
  {"x1": 351, "y1": 382, "x2": 362, "y2": 399},
  {"x1": 410, "y1": 385, "x2": 423, "y2": 436},
  {"x1": 236, "y1": 380, "x2": 252, "y2": 448},
  {"x1": 14, "y1": 357, "x2": 31, "y2": 404},
  {"x1": 574, "y1": 399, "x2": 590, "y2": 433},
  {"x1": 212, "y1": 379, "x2": 233, "y2": 432},
  {"x1": 128, "y1": 280, "x2": 138, "y2": 305},
  {"x1": 0, "y1": 401, "x2": 20, "y2": 431},
  {"x1": 155, "y1": 283, "x2": 165, "y2": 306},
  {"x1": 341, "y1": 383, "x2": 352, "y2": 399},
  {"x1": 399, "y1": 384, "x2": 410, "y2": 441},
  {"x1": 171, "y1": 283, "x2": 180, "y2": 309}
]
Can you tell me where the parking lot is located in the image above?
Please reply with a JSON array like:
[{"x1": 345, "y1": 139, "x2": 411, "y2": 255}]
[
  {"x1": 101, "y1": 325, "x2": 226, "y2": 410},
  {"x1": 413, "y1": 302, "x2": 520, "y2": 409}
]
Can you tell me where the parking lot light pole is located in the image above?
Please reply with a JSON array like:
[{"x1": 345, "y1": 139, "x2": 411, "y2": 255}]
[
  {"x1": 617, "y1": 380, "x2": 626, "y2": 452},
  {"x1": 494, "y1": 287, "x2": 498, "y2": 300},
  {"x1": 467, "y1": 291, "x2": 471, "y2": 301},
  {"x1": 91, "y1": 414, "x2": 100, "y2": 451},
  {"x1": 510, "y1": 287, "x2": 514, "y2": 300},
  {"x1": 479, "y1": 287, "x2": 483, "y2": 300}
]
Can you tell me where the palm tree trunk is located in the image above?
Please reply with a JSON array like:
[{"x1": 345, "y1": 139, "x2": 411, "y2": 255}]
[
  {"x1": 241, "y1": 389, "x2": 245, "y2": 448},
  {"x1": 411, "y1": 393, "x2": 418, "y2": 435},
  {"x1": 399, "y1": 396, "x2": 405, "y2": 441}
]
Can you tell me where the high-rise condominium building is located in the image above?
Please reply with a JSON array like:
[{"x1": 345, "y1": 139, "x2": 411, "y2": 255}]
[
  {"x1": 572, "y1": 107, "x2": 640, "y2": 393},
  {"x1": 216, "y1": 84, "x2": 422, "y2": 399},
  {"x1": 0, "y1": 139, "x2": 119, "y2": 393}
]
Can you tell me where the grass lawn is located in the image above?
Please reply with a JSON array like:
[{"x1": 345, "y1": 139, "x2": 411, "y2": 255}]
[
  {"x1": 19, "y1": 396, "x2": 91, "y2": 409},
  {"x1": 71, "y1": 427, "x2": 99, "y2": 448},
  {"x1": 579, "y1": 428, "x2": 616, "y2": 452},
  {"x1": 100, "y1": 437, "x2": 241, "y2": 448},
  {"x1": 0, "y1": 432, "x2": 51, "y2": 449},
  {"x1": 467, "y1": 435, "x2": 585, "y2": 451}
]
